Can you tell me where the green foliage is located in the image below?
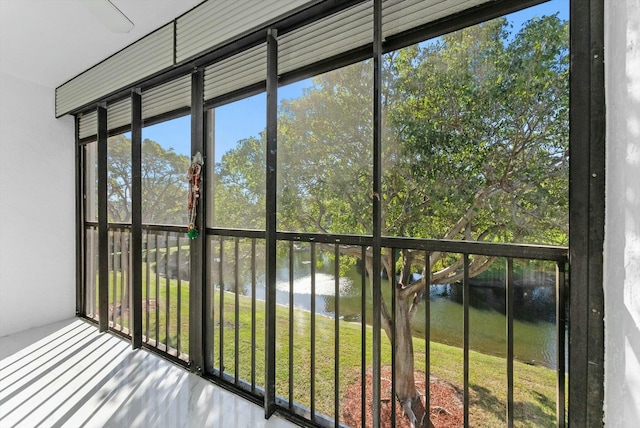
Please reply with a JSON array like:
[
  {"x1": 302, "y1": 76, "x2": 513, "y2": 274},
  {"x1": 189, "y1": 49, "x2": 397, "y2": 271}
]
[
  {"x1": 385, "y1": 16, "x2": 569, "y2": 244},
  {"x1": 214, "y1": 15, "x2": 569, "y2": 247},
  {"x1": 107, "y1": 135, "x2": 190, "y2": 224},
  {"x1": 277, "y1": 64, "x2": 374, "y2": 235},
  {"x1": 213, "y1": 135, "x2": 266, "y2": 229}
]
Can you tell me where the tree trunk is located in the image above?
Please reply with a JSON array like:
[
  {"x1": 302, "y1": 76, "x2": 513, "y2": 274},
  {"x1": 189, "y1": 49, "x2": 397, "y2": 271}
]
[
  {"x1": 367, "y1": 253, "x2": 432, "y2": 427},
  {"x1": 393, "y1": 293, "x2": 432, "y2": 427},
  {"x1": 394, "y1": 295, "x2": 417, "y2": 402}
]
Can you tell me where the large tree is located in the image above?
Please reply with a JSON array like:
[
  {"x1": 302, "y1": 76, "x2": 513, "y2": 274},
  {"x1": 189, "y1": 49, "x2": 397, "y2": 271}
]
[
  {"x1": 216, "y1": 14, "x2": 569, "y2": 426},
  {"x1": 212, "y1": 135, "x2": 266, "y2": 229},
  {"x1": 106, "y1": 135, "x2": 190, "y2": 224},
  {"x1": 377, "y1": 16, "x2": 568, "y2": 423}
]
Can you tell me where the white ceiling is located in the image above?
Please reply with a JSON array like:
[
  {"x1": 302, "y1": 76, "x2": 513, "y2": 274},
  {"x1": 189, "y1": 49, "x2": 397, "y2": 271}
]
[{"x1": 0, "y1": 0, "x2": 203, "y2": 89}]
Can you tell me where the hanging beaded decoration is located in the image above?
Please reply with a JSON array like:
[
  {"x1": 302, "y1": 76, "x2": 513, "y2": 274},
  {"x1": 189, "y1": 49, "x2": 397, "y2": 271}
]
[{"x1": 187, "y1": 151, "x2": 203, "y2": 239}]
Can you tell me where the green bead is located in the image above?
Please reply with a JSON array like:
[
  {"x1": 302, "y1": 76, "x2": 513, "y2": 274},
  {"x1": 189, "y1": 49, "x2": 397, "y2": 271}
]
[{"x1": 187, "y1": 228, "x2": 199, "y2": 239}]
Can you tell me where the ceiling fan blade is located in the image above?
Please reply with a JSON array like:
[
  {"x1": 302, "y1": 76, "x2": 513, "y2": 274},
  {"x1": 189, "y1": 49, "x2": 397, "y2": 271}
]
[{"x1": 80, "y1": 0, "x2": 134, "y2": 33}]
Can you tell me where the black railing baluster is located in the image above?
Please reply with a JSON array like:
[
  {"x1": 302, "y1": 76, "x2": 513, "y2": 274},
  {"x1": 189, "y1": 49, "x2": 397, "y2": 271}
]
[
  {"x1": 234, "y1": 237, "x2": 240, "y2": 385},
  {"x1": 391, "y1": 248, "x2": 396, "y2": 428},
  {"x1": 120, "y1": 229, "x2": 125, "y2": 330},
  {"x1": 557, "y1": 262, "x2": 567, "y2": 428},
  {"x1": 425, "y1": 251, "x2": 431, "y2": 427},
  {"x1": 205, "y1": 235, "x2": 214, "y2": 373},
  {"x1": 89, "y1": 226, "x2": 96, "y2": 319},
  {"x1": 507, "y1": 258, "x2": 515, "y2": 428},
  {"x1": 177, "y1": 234, "x2": 182, "y2": 356},
  {"x1": 289, "y1": 241, "x2": 294, "y2": 410},
  {"x1": 111, "y1": 231, "x2": 116, "y2": 326},
  {"x1": 128, "y1": 229, "x2": 133, "y2": 332},
  {"x1": 145, "y1": 230, "x2": 150, "y2": 343},
  {"x1": 463, "y1": 253, "x2": 470, "y2": 427},
  {"x1": 97, "y1": 227, "x2": 100, "y2": 319},
  {"x1": 86, "y1": 227, "x2": 91, "y2": 317},
  {"x1": 219, "y1": 237, "x2": 224, "y2": 373},
  {"x1": 310, "y1": 241, "x2": 316, "y2": 420},
  {"x1": 361, "y1": 245, "x2": 367, "y2": 428},
  {"x1": 251, "y1": 238, "x2": 257, "y2": 393},
  {"x1": 155, "y1": 232, "x2": 160, "y2": 347},
  {"x1": 334, "y1": 244, "x2": 340, "y2": 427},
  {"x1": 96, "y1": 227, "x2": 99, "y2": 319},
  {"x1": 165, "y1": 231, "x2": 170, "y2": 351}
]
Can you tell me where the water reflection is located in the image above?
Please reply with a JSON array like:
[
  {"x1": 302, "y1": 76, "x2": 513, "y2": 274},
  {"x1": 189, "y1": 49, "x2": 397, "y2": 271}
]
[{"x1": 211, "y1": 245, "x2": 564, "y2": 369}]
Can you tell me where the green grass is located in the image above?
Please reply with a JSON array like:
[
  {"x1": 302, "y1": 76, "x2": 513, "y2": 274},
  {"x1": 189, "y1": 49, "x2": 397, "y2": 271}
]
[{"x1": 89, "y1": 251, "x2": 563, "y2": 427}]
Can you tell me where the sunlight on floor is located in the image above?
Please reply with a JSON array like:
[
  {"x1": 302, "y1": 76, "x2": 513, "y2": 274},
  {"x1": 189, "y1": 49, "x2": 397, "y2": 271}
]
[{"x1": 0, "y1": 319, "x2": 297, "y2": 428}]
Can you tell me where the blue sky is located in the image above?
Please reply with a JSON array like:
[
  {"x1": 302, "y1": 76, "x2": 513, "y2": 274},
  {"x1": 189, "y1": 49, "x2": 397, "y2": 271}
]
[
  {"x1": 141, "y1": 81, "x2": 306, "y2": 161},
  {"x1": 142, "y1": 0, "x2": 568, "y2": 162}
]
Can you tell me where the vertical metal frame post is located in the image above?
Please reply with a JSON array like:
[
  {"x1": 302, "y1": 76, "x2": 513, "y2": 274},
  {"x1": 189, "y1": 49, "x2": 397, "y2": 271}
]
[
  {"x1": 264, "y1": 27, "x2": 278, "y2": 419},
  {"x1": 190, "y1": 68, "x2": 206, "y2": 373},
  {"x1": 131, "y1": 89, "x2": 143, "y2": 348},
  {"x1": 204, "y1": 109, "x2": 215, "y2": 374},
  {"x1": 75, "y1": 118, "x2": 85, "y2": 316},
  {"x1": 372, "y1": 0, "x2": 383, "y2": 426},
  {"x1": 569, "y1": 0, "x2": 605, "y2": 425},
  {"x1": 97, "y1": 104, "x2": 109, "y2": 332}
]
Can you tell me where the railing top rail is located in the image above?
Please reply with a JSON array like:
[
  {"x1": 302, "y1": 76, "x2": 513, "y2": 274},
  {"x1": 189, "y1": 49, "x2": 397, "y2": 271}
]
[
  {"x1": 89, "y1": 222, "x2": 568, "y2": 262},
  {"x1": 143, "y1": 224, "x2": 187, "y2": 233},
  {"x1": 381, "y1": 236, "x2": 568, "y2": 263},
  {"x1": 276, "y1": 231, "x2": 567, "y2": 262},
  {"x1": 206, "y1": 227, "x2": 265, "y2": 239},
  {"x1": 277, "y1": 231, "x2": 372, "y2": 246},
  {"x1": 87, "y1": 221, "x2": 191, "y2": 234}
]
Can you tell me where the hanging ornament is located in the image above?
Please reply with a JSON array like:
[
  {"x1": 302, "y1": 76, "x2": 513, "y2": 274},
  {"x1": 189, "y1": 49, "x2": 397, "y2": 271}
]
[{"x1": 187, "y1": 151, "x2": 204, "y2": 239}]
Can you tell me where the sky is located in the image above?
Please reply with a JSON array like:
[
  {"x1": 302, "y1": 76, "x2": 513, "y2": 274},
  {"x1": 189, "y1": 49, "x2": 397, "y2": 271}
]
[{"x1": 141, "y1": 0, "x2": 568, "y2": 163}]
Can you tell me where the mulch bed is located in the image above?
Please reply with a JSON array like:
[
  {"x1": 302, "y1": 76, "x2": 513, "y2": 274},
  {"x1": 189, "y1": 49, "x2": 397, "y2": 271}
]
[{"x1": 341, "y1": 367, "x2": 463, "y2": 428}]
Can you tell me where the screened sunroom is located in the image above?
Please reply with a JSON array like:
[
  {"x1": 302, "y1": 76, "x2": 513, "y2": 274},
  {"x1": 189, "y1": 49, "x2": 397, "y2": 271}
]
[{"x1": 1, "y1": 0, "x2": 634, "y2": 427}]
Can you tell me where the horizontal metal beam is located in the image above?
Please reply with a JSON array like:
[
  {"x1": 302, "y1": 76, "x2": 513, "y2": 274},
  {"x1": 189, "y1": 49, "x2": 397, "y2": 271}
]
[
  {"x1": 384, "y1": 0, "x2": 547, "y2": 53},
  {"x1": 276, "y1": 231, "x2": 372, "y2": 246},
  {"x1": 381, "y1": 236, "x2": 568, "y2": 262},
  {"x1": 91, "y1": 220, "x2": 568, "y2": 262},
  {"x1": 206, "y1": 228, "x2": 266, "y2": 239}
]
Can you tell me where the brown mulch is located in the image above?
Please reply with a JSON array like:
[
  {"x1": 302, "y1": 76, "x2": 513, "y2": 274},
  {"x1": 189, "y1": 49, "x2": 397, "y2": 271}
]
[{"x1": 341, "y1": 367, "x2": 463, "y2": 428}]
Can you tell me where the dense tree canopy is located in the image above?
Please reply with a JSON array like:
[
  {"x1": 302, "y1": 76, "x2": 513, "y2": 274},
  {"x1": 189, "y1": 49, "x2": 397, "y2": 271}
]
[
  {"x1": 212, "y1": 14, "x2": 569, "y2": 420},
  {"x1": 270, "y1": 16, "x2": 569, "y2": 249},
  {"x1": 107, "y1": 135, "x2": 190, "y2": 224},
  {"x1": 211, "y1": 135, "x2": 266, "y2": 229},
  {"x1": 385, "y1": 16, "x2": 569, "y2": 245}
]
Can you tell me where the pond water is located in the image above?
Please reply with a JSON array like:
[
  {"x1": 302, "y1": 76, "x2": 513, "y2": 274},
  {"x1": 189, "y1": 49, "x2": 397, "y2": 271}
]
[{"x1": 220, "y1": 246, "x2": 566, "y2": 370}]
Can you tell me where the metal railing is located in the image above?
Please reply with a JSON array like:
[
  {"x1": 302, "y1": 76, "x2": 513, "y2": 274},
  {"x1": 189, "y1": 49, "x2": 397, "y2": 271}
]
[
  {"x1": 141, "y1": 225, "x2": 190, "y2": 362},
  {"x1": 202, "y1": 229, "x2": 568, "y2": 428},
  {"x1": 205, "y1": 233, "x2": 266, "y2": 395},
  {"x1": 84, "y1": 224, "x2": 568, "y2": 427},
  {"x1": 84, "y1": 223, "x2": 190, "y2": 363},
  {"x1": 85, "y1": 224, "x2": 132, "y2": 333}
]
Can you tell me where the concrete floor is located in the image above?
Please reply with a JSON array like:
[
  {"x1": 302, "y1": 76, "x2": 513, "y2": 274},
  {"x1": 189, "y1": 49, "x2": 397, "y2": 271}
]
[{"x1": 0, "y1": 318, "x2": 298, "y2": 428}]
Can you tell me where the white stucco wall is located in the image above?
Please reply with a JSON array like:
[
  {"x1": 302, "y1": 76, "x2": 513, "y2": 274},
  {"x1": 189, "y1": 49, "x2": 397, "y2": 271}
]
[
  {"x1": 604, "y1": 0, "x2": 640, "y2": 425},
  {"x1": 0, "y1": 72, "x2": 75, "y2": 337}
]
